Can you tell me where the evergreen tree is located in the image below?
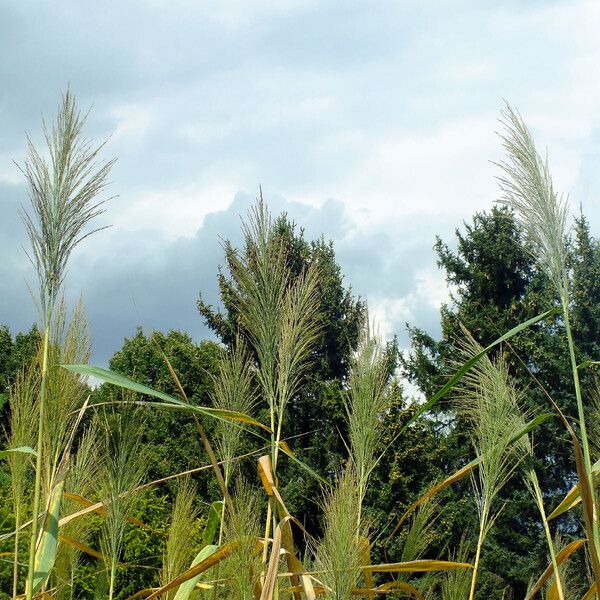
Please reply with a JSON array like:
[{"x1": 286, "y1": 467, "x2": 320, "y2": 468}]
[
  {"x1": 572, "y1": 212, "x2": 600, "y2": 371},
  {"x1": 403, "y1": 206, "x2": 599, "y2": 597},
  {"x1": 0, "y1": 324, "x2": 40, "y2": 421}
]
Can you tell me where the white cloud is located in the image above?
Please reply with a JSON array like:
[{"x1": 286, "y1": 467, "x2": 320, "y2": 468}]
[
  {"x1": 438, "y1": 59, "x2": 496, "y2": 84},
  {"x1": 330, "y1": 115, "x2": 500, "y2": 232},
  {"x1": 110, "y1": 181, "x2": 241, "y2": 239},
  {"x1": 110, "y1": 103, "x2": 155, "y2": 148},
  {"x1": 4, "y1": 0, "x2": 600, "y2": 363},
  {"x1": 369, "y1": 267, "x2": 447, "y2": 345}
]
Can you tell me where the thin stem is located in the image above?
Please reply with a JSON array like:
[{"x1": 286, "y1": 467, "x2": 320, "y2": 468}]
[
  {"x1": 194, "y1": 417, "x2": 231, "y2": 506},
  {"x1": 531, "y1": 474, "x2": 564, "y2": 600},
  {"x1": 273, "y1": 415, "x2": 283, "y2": 473},
  {"x1": 274, "y1": 407, "x2": 283, "y2": 600},
  {"x1": 260, "y1": 497, "x2": 273, "y2": 590},
  {"x1": 26, "y1": 318, "x2": 50, "y2": 600},
  {"x1": 272, "y1": 513, "x2": 279, "y2": 600},
  {"x1": 109, "y1": 559, "x2": 117, "y2": 600},
  {"x1": 563, "y1": 301, "x2": 600, "y2": 556},
  {"x1": 263, "y1": 391, "x2": 278, "y2": 599},
  {"x1": 13, "y1": 500, "x2": 21, "y2": 599},
  {"x1": 211, "y1": 471, "x2": 229, "y2": 600},
  {"x1": 468, "y1": 500, "x2": 488, "y2": 600},
  {"x1": 356, "y1": 475, "x2": 366, "y2": 537},
  {"x1": 217, "y1": 489, "x2": 227, "y2": 548}
]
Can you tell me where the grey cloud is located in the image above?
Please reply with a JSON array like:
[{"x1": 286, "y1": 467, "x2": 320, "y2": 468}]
[
  {"x1": 1, "y1": 0, "x2": 576, "y2": 201},
  {"x1": 3, "y1": 0, "x2": 587, "y2": 369},
  {"x1": 0, "y1": 182, "x2": 38, "y2": 331},
  {"x1": 2, "y1": 186, "x2": 448, "y2": 365}
]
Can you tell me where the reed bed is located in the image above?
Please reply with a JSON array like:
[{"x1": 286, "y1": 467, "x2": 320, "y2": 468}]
[{"x1": 1, "y1": 91, "x2": 599, "y2": 600}]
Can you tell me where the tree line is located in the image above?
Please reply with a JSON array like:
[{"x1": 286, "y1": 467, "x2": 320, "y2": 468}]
[{"x1": 2, "y1": 201, "x2": 598, "y2": 597}]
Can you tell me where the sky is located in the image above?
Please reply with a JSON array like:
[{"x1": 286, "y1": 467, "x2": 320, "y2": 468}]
[{"x1": 2, "y1": 0, "x2": 600, "y2": 366}]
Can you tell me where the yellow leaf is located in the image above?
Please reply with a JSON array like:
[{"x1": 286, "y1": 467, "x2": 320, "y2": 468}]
[{"x1": 524, "y1": 539, "x2": 585, "y2": 600}]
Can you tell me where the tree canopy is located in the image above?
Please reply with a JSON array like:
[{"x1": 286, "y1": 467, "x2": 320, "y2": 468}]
[{"x1": 403, "y1": 205, "x2": 600, "y2": 596}]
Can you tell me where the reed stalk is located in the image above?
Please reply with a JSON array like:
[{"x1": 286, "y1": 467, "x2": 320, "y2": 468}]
[
  {"x1": 5, "y1": 364, "x2": 39, "y2": 597},
  {"x1": 528, "y1": 472, "x2": 564, "y2": 599},
  {"x1": 13, "y1": 501, "x2": 22, "y2": 598},
  {"x1": 54, "y1": 425, "x2": 100, "y2": 599},
  {"x1": 209, "y1": 336, "x2": 256, "y2": 598},
  {"x1": 455, "y1": 330, "x2": 528, "y2": 600},
  {"x1": 563, "y1": 304, "x2": 599, "y2": 553},
  {"x1": 219, "y1": 479, "x2": 262, "y2": 600},
  {"x1": 222, "y1": 198, "x2": 321, "y2": 597},
  {"x1": 344, "y1": 322, "x2": 389, "y2": 528},
  {"x1": 315, "y1": 468, "x2": 363, "y2": 600},
  {"x1": 468, "y1": 501, "x2": 487, "y2": 600},
  {"x1": 26, "y1": 314, "x2": 50, "y2": 600},
  {"x1": 160, "y1": 477, "x2": 199, "y2": 600},
  {"x1": 497, "y1": 104, "x2": 600, "y2": 575},
  {"x1": 98, "y1": 404, "x2": 147, "y2": 600},
  {"x1": 441, "y1": 538, "x2": 472, "y2": 600},
  {"x1": 19, "y1": 89, "x2": 114, "y2": 598}
]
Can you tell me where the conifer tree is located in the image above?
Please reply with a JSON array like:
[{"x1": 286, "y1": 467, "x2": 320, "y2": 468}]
[{"x1": 403, "y1": 206, "x2": 599, "y2": 596}]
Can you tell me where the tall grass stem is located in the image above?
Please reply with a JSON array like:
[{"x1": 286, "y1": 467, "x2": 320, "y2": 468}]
[{"x1": 26, "y1": 318, "x2": 50, "y2": 600}]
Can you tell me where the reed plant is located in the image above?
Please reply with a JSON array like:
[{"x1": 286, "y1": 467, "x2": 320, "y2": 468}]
[
  {"x1": 160, "y1": 477, "x2": 200, "y2": 600},
  {"x1": 19, "y1": 89, "x2": 114, "y2": 600},
  {"x1": 43, "y1": 300, "x2": 91, "y2": 487},
  {"x1": 344, "y1": 323, "x2": 390, "y2": 527},
  {"x1": 399, "y1": 498, "x2": 439, "y2": 566},
  {"x1": 314, "y1": 468, "x2": 363, "y2": 600},
  {"x1": 6, "y1": 90, "x2": 600, "y2": 599},
  {"x1": 440, "y1": 539, "x2": 472, "y2": 600},
  {"x1": 221, "y1": 199, "x2": 321, "y2": 596},
  {"x1": 522, "y1": 434, "x2": 565, "y2": 599},
  {"x1": 224, "y1": 199, "x2": 321, "y2": 473},
  {"x1": 454, "y1": 332, "x2": 530, "y2": 599},
  {"x1": 211, "y1": 336, "x2": 256, "y2": 490},
  {"x1": 97, "y1": 403, "x2": 148, "y2": 599},
  {"x1": 4, "y1": 364, "x2": 39, "y2": 597},
  {"x1": 217, "y1": 479, "x2": 263, "y2": 600},
  {"x1": 497, "y1": 104, "x2": 600, "y2": 592},
  {"x1": 53, "y1": 426, "x2": 101, "y2": 599}
]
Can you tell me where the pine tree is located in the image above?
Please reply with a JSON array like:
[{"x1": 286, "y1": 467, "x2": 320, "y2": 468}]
[{"x1": 402, "y1": 206, "x2": 599, "y2": 597}]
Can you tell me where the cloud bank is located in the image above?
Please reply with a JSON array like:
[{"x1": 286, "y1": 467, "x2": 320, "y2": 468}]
[{"x1": 2, "y1": 0, "x2": 600, "y2": 364}]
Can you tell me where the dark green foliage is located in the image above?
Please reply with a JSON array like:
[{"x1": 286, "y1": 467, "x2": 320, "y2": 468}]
[
  {"x1": 571, "y1": 212, "x2": 600, "y2": 394},
  {"x1": 198, "y1": 213, "x2": 367, "y2": 534},
  {"x1": 94, "y1": 329, "x2": 223, "y2": 488},
  {"x1": 403, "y1": 206, "x2": 600, "y2": 597},
  {"x1": 0, "y1": 324, "x2": 40, "y2": 418},
  {"x1": 4, "y1": 198, "x2": 598, "y2": 597}
]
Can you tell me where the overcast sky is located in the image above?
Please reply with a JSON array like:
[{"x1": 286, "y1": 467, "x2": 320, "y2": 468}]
[{"x1": 2, "y1": 0, "x2": 600, "y2": 366}]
